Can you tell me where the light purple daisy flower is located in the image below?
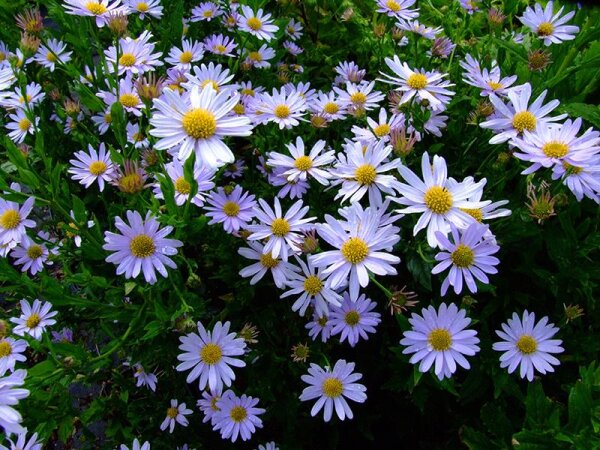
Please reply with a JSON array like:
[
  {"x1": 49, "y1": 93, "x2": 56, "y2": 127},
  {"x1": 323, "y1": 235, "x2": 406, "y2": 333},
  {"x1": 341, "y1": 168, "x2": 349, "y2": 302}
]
[
  {"x1": 197, "y1": 386, "x2": 225, "y2": 425},
  {"x1": 11, "y1": 231, "x2": 58, "y2": 276},
  {"x1": 519, "y1": 1, "x2": 579, "y2": 46},
  {"x1": 10, "y1": 299, "x2": 57, "y2": 340},
  {"x1": 460, "y1": 54, "x2": 518, "y2": 97},
  {"x1": 256, "y1": 87, "x2": 307, "y2": 129},
  {"x1": 551, "y1": 160, "x2": 600, "y2": 203},
  {"x1": 400, "y1": 303, "x2": 480, "y2": 380},
  {"x1": 0, "y1": 369, "x2": 29, "y2": 434},
  {"x1": 375, "y1": 0, "x2": 419, "y2": 21},
  {"x1": 432, "y1": 222, "x2": 500, "y2": 295},
  {"x1": 223, "y1": 160, "x2": 246, "y2": 178},
  {"x1": 119, "y1": 438, "x2": 151, "y2": 450},
  {"x1": 176, "y1": 321, "x2": 246, "y2": 392},
  {"x1": 6, "y1": 109, "x2": 38, "y2": 144},
  {"x1": 0, "y1": 337, "x2": 28, "y2": 376},
  {"x1": 329, "y1": 293, "x2": 381, "y2": 347},
  {"x1": 204, "y1": 34, "x2": 237, "y2": 57},
  {"x1": 160, "y1": 399, "x2": 193, "y2": 433},
  {"x1": 104, "y1": 31, "x2": 163, "y2": 75},
  {"x1": 299, "y1": 359, "x2": 367, "y2": 422},
  {"x1": 68, "y1": 142, "x2": 116, "y2": 192},
  {"x1": 190, "y1": 1, "x2": 223, "y2": 22},
  {"x1": 204, "y1": 186, "x2": 256, "y2": 234},
  {"x1": 103, "y1": 210, "x2": 183, "y2": 284},
  {"x1": 212, "y1": 390, "x2": 265, "y2": 442},
  {"x1": 0, "y1": 196, "x2": 35, "y2": 245},
  {"x1": 153, "y1": 158, "x2": 215, "y2": 207},
  {"x1": 63, "y1": 0, "x2": 124, "y2": 27},
  {"x1": 493, "y1": 310, "x2": 564, "y2": 381},
  {"x1": 271, "y1": 168, "x2": 311, "y2": 199},
  {"x1": 238, "y1": 5, "x2": 279, "y2": 41},
  {"x1": 333, "y1": 81, "x2": 384, "y2": 112},
  {"x1": 238, "y1": 240, "x2": 300, "y2": 288},
  {"x1": 33, "y1": 38, "x2": 72, "y2": 72},
  {"x1": 51, "y1": 327, "x2": 74, "y2": 343},
  {"x1": 306, "y1": 313, "x2": 333, "y2": 343},
  {"x1": 125, "y1": 0, "x2": 163, "y2": 19},
  {"x1": 3, "y1": 431, "x2": 43, "y2": 450},
  {"x1": 334, "y1": 61, "x2": 366, "y2": 84},
  {"x1": 133, "y1": 363, "x2": 157, "y2": 391}
]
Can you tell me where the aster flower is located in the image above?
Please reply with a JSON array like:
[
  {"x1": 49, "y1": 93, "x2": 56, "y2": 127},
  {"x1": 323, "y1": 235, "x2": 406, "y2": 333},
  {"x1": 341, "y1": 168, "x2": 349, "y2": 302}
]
[
  {"x1": 378, "y1": 56, "x2": 455, "y2": 111},
  {"x1": 258, "y1": 442, "x2": 279, "y2": 450},
  {"x1": 191, "y1": 2, "x2": 223, "y2": 22},
  {"x1": 551, "y1": 161, "x2": 600, "y2": 203},
  {"x1": 375, "y1": 0, "x2": 419, "y2": 21},
  {"x1": 246, "y1": 198, "x2": 315, "y2": 260},
  {"x1": 306, "y1": 313, "x2": 333, "y2": 343},
  {"x1": 396, "y1": 19, "x2": 443, "y2": 39},
  {"x1": 244, "y1": 45, "x2": 276, "y2": 69},
  {"x1": 351, "y1": 108, "x2": 405, "y2": 143},
  {"x1": 255, "y1": 87, "x2": 307, "y2": 129},
  {"x1": 329, "y1": 293, "x2": 381, "y2": 347},
  {"x1": 330, "y1": 139, "x2": 402, "y2": 206},
  {"x1": 285, "y1": 18, "x2": 303, "y2": 40},
  {"x1": 460, "y1": 54, "x2": 518, "y2": 97},
  {"x1": 6, "y1": 109, "x2": 38, "y2": 144},
  {"x1": 183, "y1": 63, "x2": 236, "y2": 93},
  {"x1": 400, "y1": 303, "x2": 480, "y2": 380},
  {"x1": 103, "y1": 210, "x2": 183, "y2": 284},
  {"x1": 0, "y1": 196, "x2": 35, "y2": 245},
  {"x1": 160, "y1": 399, "x2": 193, "y2": 433},
  {"x1": 212, "y1": 390, "x2": 265, "y2": 442},
  {"x1": 0, "y1": 82, "x2": 45, "y2": 110},
  {"x1": 153, "y1": 158, "x2": 215, "y2": 207},
  {"x1": 10, "y1": 299, "x2": 57, "y2": 340},
  {"x1": 126, "y1": 122, "x2": 149, "y2": 148},
  {"x1": 204, "y1": 186, "x2": 256, "y2": 234},
  {"x1": 432, "y1": 223, "x2": 500, "y2": 295},
  {"x1": 493, "y1": 311, "x2": 564, "y2": 381},
  {"x1": 33, "y1": 38, "x2": 71, "y2": 71},
  {"x1": 310, "y1": 203, "x2": 400, "y2": 301},
  {"x1": 480, "y1": 83, "x2": 566, "y2": 144},
  {"x1": 150, "y1": 85, "x2": 252, "y2": 167},
  {"x1": 176, "y1": 321, "x2": 246, "y2": 392},
  {"x1": 92, "y1": 110, "x2": 113, "y2": 135},
  {"x1": 11, "y1": 232, "x2": 58, "y2": 276},
  {"x1": 0, "y1": 369, "x2": 29, "y2": 434},
  {"x1": 283, "y1": 41, "x2": 303, "y2": 56},
  {"x1": 126, "y1": 0, "x2": 163, "y2": 19},
  {"x1": 105, "y1": 31, "x2": 163, "y2": 75},
  {"x1": 335, "y1": 61, "x2": 366, "y2": 84},
  {"x1": 428, "y1": 37, "x2": 456, "y2": 59},
  {"x1": 223, "y1": 160, "x2": 246, "y2": 178},
  {"x1": 299, "y1": 359, "x2": 367, "y2": 422},
  {"x1": 393, "y1": 152, "x2": 489, "y2": 247},
  {"x1": 239, "y1": 6, "x2": 279, "y2": 41},
  {"x1": 267, "y1": 137, "x2": 335, "y2": 185},
  {"x1": 98, "y1": 74, "x2": 145, "y2": 117},
  {"x1": 68, "y1": 143, "x2": 116, "y2": 192},
  {"x1": 133, "y1": 363, "x2": 157, "y2": 391},
  {"x1": 0, "y1": 337, "x2": 27, "y2": 376},
  {"x1": 63, "y1": 0, "x2": 124, "y2": 27},
  {"x1": 238, "y1": 240, "x2": 300, "y2": 288},
  {"x1": 51, "y1": 327, "x2": 74, "y2": 343},
  {"x1": 519, "y1": 1, "x2": 579, "y2": 46},
  {"x1": 165, "y1": 39, "x2": 204, "y2": 70},
  {"x1": 310, "y1": 91, "x2": 347, "y2": 121},
  {"x1": 204, "y1": 34, "x2": 237, "y2": 57},
  {"x1": 2, "y1": 431, "x2": 42, "y2": 450},
  {"x1": 119, "y1": 439, "x2": 151, "y2": 450},
  {"x1": 334, "y1": 81, "x2": 385, "y2": 112},
  {"x1": 271, "y1": 169, "x2": 311, "y2": 199},
  {"x1": 197, "y1": 386, "x2": 224, "y2": 425},
  {"x1": 459, "y1": 0, "x2": 480, "y2": 14}
]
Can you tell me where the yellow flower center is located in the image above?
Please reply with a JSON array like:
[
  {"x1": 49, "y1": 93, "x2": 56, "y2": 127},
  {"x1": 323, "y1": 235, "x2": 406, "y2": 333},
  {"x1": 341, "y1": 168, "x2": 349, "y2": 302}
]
[
  {"x1": 182, "y1": 108, "x2": 217, "y2": 139},
  {"x1": 516, "y1": 334, "x2": 538, "y2": 354},
  {"x1": 199, "y1": 79, "x2": 219, "y2": 92},
  {"x1": 129, "y1": 234, "x2": 156, "y2": 258},
  {"x1": 223, "y1": 201, "x2": 240, "y2": 217},
  {"x1": 350, "y1": 92, "x2": 367, "y2": 105},
  {"x1": 407, "y1": 73, "x2": 428, "y2": 90},
  {"x1": 175, "y1": 176, "x2": 191, "y2": 195},
  {"x1": 424, "y1": 186, "x2": 453, "y2": 214},
  {"x1": 89, "y1": 160, "x2": 107, "y2": 176},
  {"x1": 18, "y1": 118, "x2": 31, "y2": 131},
  {"x1": 19, "y1": 94, "x2": 32, "y2": 104},
  {"x1": 233, "y1": 103, "x2": 245, "y2": 115},
  {"x1": 119, "y1": 53, "x2": 136, "y2": 67},
  {"x1": 0, "y1": 52, "x2": 5, "y2": 62},
  {"x1": 562, "y1": 161, "x2": 583, "y2": 175},
  {"x1": 0, "y1": 340, "x2": 12, "y2": 357},
  {"x1": 274, "y1": 104, "x2": 291, "y2": 119},
  {"x1": 341, "y1": 237, "x2": 369, "y2": 264},
  {"x1": 230, "y1": 405, "x2": 248, "y2": 422},
  {"x1": 386, "y1": 0, "x2": 401, "y2": 11},
  {"x1": 203, "y1": 10, "x2": 214, "y2": 18},
  {"x1": 354, "y1": 164, "x2": 377, "y2": 185},
  {"x1": 451, "y1": 244, "x2": 475, "y2": 268},
  {"x1": 119, "y1": 93, "x2": 139, "y2": 108},
  {"x1": 166, "y1": 407, "x2": 178, "y2": 418},
  {"x1": 27, "y1": 245, "x2": 43, "y2": 259},
  {"x1": 249, "y1": 51, "x2": 262, "y2": 62},
  {"x1": 317, "y1": 316, "x2": 328, "y2": 327},
  {"x1": 322, "y1": 377, "x2": 344, "y2": 398},
  {"x1": 537, "y1": 22, "x2": 554, "y2": 36},
  {"x1": 247, "y1": 17, "x2": 263, "y2": 31},
  {"x1": 210, "y1": 396, "x2": 220, "y2": 411},
  {"x1": 512, "y1": 111, "x2": 537, "y2": 133},
  {"x1": 0, "y1": 209, "x2": 20, "y2": 230},
  {"x1": 85, "y1": 2, "x2": 107, "y2": 14},
  {"x1": 137, "y1": 2, "x2": 149, "y2": 12},
  {"x1": 241, "y1": 88, "x2": 255, "y2": 97},
  {"x1": 119, "y1": 173, "x2": 143, "y2": 193},
  {"x1": 487, "y1": 81, "x2": 503, "y2": 90},
  {"x1": 542, "y1": 141, "x2": 569, "y2": 158},
  {"x1": 104, "y1": 113, "x2": 113, "y2": 123},
  {"x1": 460, "y1": 208, "x2": 483, "y2": 222},
  {"x1": 294, "y1": 155, "x2": 313, "y2": 171},
  {"x1": 260, "y1": 253, "x2": 279, "y2": 269},
  {"x1": 344, "y1": 310, "x2": 360, "y2": 326},
  {"x1": 179, "y1": 51, "x2": 193, "y2": 63},
  {"x1": 200, "y1": 342, "x2": 223, "y2": 364},
  {"x1": 214, "y1": 44, "x2": 227, "y2": 53},
  {"x1": 373, "y1": 123, "x2": 391, "y2": 138},
  {"x1": 303, "y1": 275, "x2": 323, "y2": 296},
  {"x1": 428, "y1": 328, "x2": 452, "y2": 351},
  {"x1": 26, "y1": 313, "x2": 41, "y2": 329},
  {"x1": 271, "y1": 218, "x2": 291, "y2": 237},
  {"x1": 323, "y1": 102, "x2": 340, "y2": 114}
]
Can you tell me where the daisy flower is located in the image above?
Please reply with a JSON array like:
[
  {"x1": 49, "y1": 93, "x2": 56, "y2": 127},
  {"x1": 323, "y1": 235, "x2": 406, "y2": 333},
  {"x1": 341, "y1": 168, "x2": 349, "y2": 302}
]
[
  {"x1": 256, "y1": 87, "x2": 307, "y2": 129},
  {"x1": 351, "y1": 108, "x2": 405, "y2": 143},
  {"x1": 204, "y1": 186, "x2": 256, "y2": 234},
  {"x1": 400, "y1": 303, "x2": 480, "y2": 380},
  {"x1": 330, "y1": 139, "x2": 402, "y2": 206},
  {"x1": 160, "y1": 399, "x2": 193, "y2": 433},
  {"x1": 92, "y1": 110, "x2": 113, "y2": 134},
  {"x1": 244, "y1": 45, "x2": 276, "y2": 69},
  {"x1": 133, "y1": 363, "x2": 157, "y2": 391},
  {"x1": 299, "y1": 359, "x2": 367, "y2": 422},
  {"x1": 238, "y1": 240, "x2": 300, "y2": 289},
  {"x1": 68, "y1": 143, "x2": 116, "y2": 192},
  {"x1": 285, "y1": 18, "x2": 303, "y2": 40},
  {"x1": 511, "y1": 118, "x2": 600, "y2": 175},
  {"x1": 246, "y1": 198, "x2": 315, "y2": 260},
  {"x1": 393, "y1": 152, "x2": 489, "y2": 248},
  {"x1": 183, "y1": 62, "x2": 236, "y2": 93},
  {"x1": 281, "y1": 257, "x2": 342, "y2": 317},
  {"x1": 63, "y1": 0, "x2": 124, "y2": 27},
  {"x1": 258, "y1": 443, "x2": 279, "y2": 450},
  {"x1": 480, "y1": 82, "x2": 566, "y2": 144},
  {"x1": 329, "y1": 293, "x2": 381, "y2": 347},
  {"x1": 310, "y1": 203, "x2": 401, "y2": 301},
  {"x1": 460, "y1": 54, "x2": 518, "y2": 97},
  {"x1": 126, "y1": 122, "x2": 149, "y2": 148},
  {"x1": 378, "y1": 56, "x2": 455, "y2": 111},
  {"x1": 197, "y1": 386, "x2": 224, "y2": 425},
  {"x1": 105, "y1": 31, "x2": 163, "y2": 75},
  {"x1": 0, "y1": 196, "x2": 35, "y2": 245},
  {"x1": 445, "y1": 178, "x2": 512, "y2": 227},
  {"x1": 33, "y1": 38, "x2": 71, "y2": 71},
  {"x1": 190, "y1": 1, "x2": 223, "y2": 22},
  {"x1": 10, "y1": 299, "x2": 57, "y2": 340},
  {"x1": 551, "y1": 161, "x2": 600, "y2": 203},
  {"x1": 493, "y1": 311, "x2": 564, "y2": 381},
  {"x1": 102, "y1": 210, "x2": 183, "y2": 284},
  {"x1": 150, "y1": 85, "x2": 251, "y2": 167},
  {"x1": 271, "y1": 169, "x2": 311, "y2": 199},
  {"x1": 239, "y1": 6, "x2": 279, "y2": 41},
  {"x1": 3, "y1": 431, "x2": 42, "y2": 450},
  {"x1": 98, "y1": 75, "x2": 145, "y2": 117},
  {"x1": 51, "y1": 327, "x2": 74, "y2": 343},
  {"x1": 310, "y1": 91, "x2": 347, "y2": 121},
  {"x1": 0, "y1": 369, "x2": 29, "y2": 434},
  {"x1": 306, "y1": 313, "x2": 333, "y2": 343},
  {"x1": 335, "y1": 61, "x2": 367, "y2": 84},
  {"x1": 119, "y1": 439, "x2": 150, "y2": 450},
  {"x1": 519, "y1": 1, "x2": 579, "y2": 46},
  {"x1": 375, "y1": 0, "x2": 419, "y2": 21},
  {"x1": 165, "y1": 39, "x2": 204, "y2": 70},
  {"x1": 396, "y1": 19, "x2": 442, "y2": 39},
  {"x1": 126, "y1": 0, "x2": 163, "y2": 19},
  {"x1": 11, "y1": 232, "x2": 58, "y2": 276},
  {"x1": 0, "y1": 82, "x2": 45, "y2": 110},
  {"x1": 204, "y1": 34, "x2": 237, "y2": 57},
  {"x1": 283, "y1": 41, "x2": 303, "y2": 56},
  {"x1": 153, "y1": 159, "x2": 215, "y2": 207},
  {"x1": 212, "y1": 391, "x2": 265, "y2": 442},
  {"x1": 432, "y1": 223, "x2": 500, "y2": 295},
  {"x1": 0, "y1": 337, "x2": 27, "y2": 376},
  {"x1": 6, "y1": 109, "x2": 38, "y2": 144},
  {"x1": 267, "y1": 137, "x2": 335, "y2": 185},
  {"x1": 334, "y1": 81, "x2": 385, "y2": 112},
  {"x1": 428, "y1": 37, "x2": 456, "y2": 59},
  {"x1": 223, "y1": 160, "x2": 246, "y2": 178},
  {"x1": 459, "y1": 0, "x2": 480, "y2": 14},
  {"x1": 176, "y1": 321, "x2": 247, "y2": 392}
]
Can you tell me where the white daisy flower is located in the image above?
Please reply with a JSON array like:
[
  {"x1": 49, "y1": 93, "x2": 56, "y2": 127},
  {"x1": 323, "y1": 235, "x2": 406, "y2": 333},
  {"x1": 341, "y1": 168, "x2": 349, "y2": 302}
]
[
  {"x1": 238, "y1": 240, "x2": 300, "y2": 289},
  {"x1": 0, "y1": 369, "x2": 29, "y2": 434},
  {"x1": 11, "y1": 232, "x2": 59, "y2": 276},
  {"x1": 10, "y1": 299, "x2": 57, "y2": 340},
  {"x1": 68, "y1": 142, "x2": 116, "y2": 192},
  {"x1": 126, "y1": 0, "x2": 163, "y2": 19},
  {"x1": 255, "y1": 87, "x2": 307, "y2": 129},
  {"x1": 3, "y1": 430, "x2": 43, "y2": 450},
  {"x1": 459, "y1": 54, "x2": 519, "y2": 97},
  {"x1": 333, "y1": 81, "x2": 385, "y2": 112},
  {"x1": 63, "y1": 0, "x2": 124, "y2": 27},
  {"x1": 0, "y1": 337, "x2": 27, "y2": 376},
  {"x1": 238, "y1": 5, "x2": 279, "y2": 41},
  {"x1": 6, "y1": 109, "x2": 38, "y2": 144},
  {"x1": 0, "y1": 196, "x2": 35, "y2": 245},
  {"x1": 267, "y1": 137, "x2": 335, "y2": 185},
  {"x1": 160, "y1": 399, "x2": 193, "y2": 433},
  {"x1": 309, "y1": 91, "x2": 347, "y2": 121},
  {"x1": 104, "y1": 31, "x2": 163, "y2": 75},
  {"x1": 165, "y1": 39, "x2": 204, "y2": 71},
  {"x1": 519, "y1": 1, "x2": 579, "y2": 46},
  {"x1": 243, "y1": 44, "x2": 276, "y2": 69},
  {"x1": 396, "y1": 19, "x2": 442, "y2": 39},
  {"x1": 182, "y1": 62, "x2": 237, "y2": 94},
  {"x1": 153, "y1": 158, "x2": 215, "y2": 207},
  {"x1": 190, "y1": 1, "x2": 223, "y2": 22},
  {"x1": 351, "y1": 108, "x2": 406, "y2": 143},
  {"x1": 33, "y1": 38, "x2": 72, "y2": 72}
]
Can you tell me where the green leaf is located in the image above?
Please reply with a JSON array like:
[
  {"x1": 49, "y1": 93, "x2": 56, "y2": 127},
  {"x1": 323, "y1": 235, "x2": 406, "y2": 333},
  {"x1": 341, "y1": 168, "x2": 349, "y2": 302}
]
[{"x1": 567, "y1": 381, "x2": 593, "y2": 431}]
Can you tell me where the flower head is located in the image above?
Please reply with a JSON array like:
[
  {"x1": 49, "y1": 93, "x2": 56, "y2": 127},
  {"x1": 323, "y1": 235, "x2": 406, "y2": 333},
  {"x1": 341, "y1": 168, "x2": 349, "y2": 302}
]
[
  {"x1": 212, "y1": 390, "x2": 265, "y2": 442},
  {"x1": 520, "y1": 1, "x2": 579, "y2": 46},
  {"x1": 68, "y1": 143, "x2": 116, "y2": 192},
  {"x1": 10, "y1": 299, "x2": 57, "y2": 340},
  {"x1": 329, "y1": 293, "x2": 381, "y2": 347},
  {"x1": 160, "y1": 399, "x2": 192, "y2": 433}
]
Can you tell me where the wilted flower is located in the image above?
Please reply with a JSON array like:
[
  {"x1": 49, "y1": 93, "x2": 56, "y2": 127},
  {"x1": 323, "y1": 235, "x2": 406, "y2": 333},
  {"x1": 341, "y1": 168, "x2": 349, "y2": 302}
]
[
  {"x1": 388, "y1": 286, "x2": 419, "y2": 315},
  {"x1": 112, "y1": 160, "x2": 149, "y2": 194},
  {"x1": 291, "y1": 343, "x2": 310, "y2": 362},
  {"x1": 239, "y1": 323, "x2": 259, "y2": 344},
  {"x1": 527, "y1": 182, "x2": 556, "y2": 223},
  {"x1": 528, "y1": 49, "x2": 552, "y2": 72},
  {"x1": 563, "y1": 303, "x2": 584, "y2": 323},
  {"x1": 15, "y1": 8, "x2": 44, "y2": 34}
]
